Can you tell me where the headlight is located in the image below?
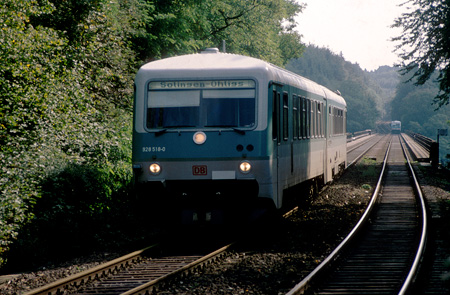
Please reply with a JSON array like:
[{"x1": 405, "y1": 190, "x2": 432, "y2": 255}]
[
  {"x1": 149, "y1": 163, "x2": 161, "y2": 175},
  {"x1": 193, "y1": 131, "x2": 207, "y2": 145},
  {"x1": 239, "y1": 161, "x2": 251, "y2": 173}
]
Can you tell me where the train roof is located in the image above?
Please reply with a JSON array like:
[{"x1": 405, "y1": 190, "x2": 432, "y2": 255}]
[{"x1": 138, "y1": 48, "x2": 346, "y2": 107}]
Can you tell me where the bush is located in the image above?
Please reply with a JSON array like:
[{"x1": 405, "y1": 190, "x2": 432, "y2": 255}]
[{"x1": 4, "y1": 161, "x2": 141, "y2": 269}]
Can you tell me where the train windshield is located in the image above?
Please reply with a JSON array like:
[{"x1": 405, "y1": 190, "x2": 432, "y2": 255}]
[{"x1": 146, "y1": 80, "x2": 256, "y2": 130}]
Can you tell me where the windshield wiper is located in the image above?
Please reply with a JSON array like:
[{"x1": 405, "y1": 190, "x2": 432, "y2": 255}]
[
  {"x1": 154, "y1": 128, "x2": 168, "y2": 136},
  {"x1": 232, "y1": 127, "x2": 246, "y2": 135},
  {"x1": 154, "y1": 126, "x2": 195, "y2": 136}
]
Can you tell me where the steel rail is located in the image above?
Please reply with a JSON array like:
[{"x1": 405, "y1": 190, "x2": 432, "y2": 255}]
[
  {"x1": 346, "y1": 134, "x2": 375, "y2": 153},
  {"x1": 24, "y1": 243, "x2": 234, "y2": 295},
  {"x1": 23, "y1": 244, "x2": 157, "y2": 295},
  {"x1": 347, "y1": 134, "x2": 388, "y2": 168},
  {"x1": 398, "y1": 134, "x2": 429, "y2": 295},
  {"x1": 121, "y1": 243, "x2": 234, "y2": 295},
  {"x1": 285, "y1": 137, "x2": 392, "y2": 295}
]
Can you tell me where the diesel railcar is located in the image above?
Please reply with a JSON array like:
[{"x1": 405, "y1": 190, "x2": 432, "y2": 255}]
[
  {"x1": 391, "y1": 120, "x2": 401, "y2": 134},
  {"x1": 132, "y1": 48, "x2": 347, "y2": 224}
]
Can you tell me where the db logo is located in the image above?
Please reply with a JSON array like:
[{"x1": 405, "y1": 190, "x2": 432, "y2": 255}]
[{"x1": 192, "y1": 165, "x2": 207, "y2": 175}]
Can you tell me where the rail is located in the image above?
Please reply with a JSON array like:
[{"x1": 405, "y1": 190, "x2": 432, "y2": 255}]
[
  {"x1": 286, "y1": 136, "x2": 391, "y2": 295},
  {"x1": 23, "y1": 242, "x2": 233, "y2": 295},
  {"x1": 346, "y1": 129, "x2": 372, "y2": 142},
  {"x1": 398, "y1": 136, "x2": 429, "y2": 295},
  {"x1": 23, "y1": 245, "x2": 157, "y2": 295},
  {"x1": 406, "y1": 131, "x2": 439, "y2": 166},
  {"x1": 287, "y1": 134, "x2": 429, "y2": 294}
]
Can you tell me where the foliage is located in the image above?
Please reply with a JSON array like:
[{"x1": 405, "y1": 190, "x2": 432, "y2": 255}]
[
  {"x1": 390, "y1": 72, "x2": 450, "y2": 165},
  {"x1": 1, "y1": 0, "x2": 307, "y2": 269},
  {"x1": 365, "y1": 66, "x2": 401, "y2": 119},
  {"x1": 136, "y1": 0, "x2": 305, "y2": 66},
  {"x1": 5, "y1": 162, "x2": 137, "y2": 269},
  {"x1": 286, "y1": 45, "x2": 381, "y2": 133},
  {"x1": 392, "y1": 0, "x2": 450, "y2": 107},
  {"x1": 0, "y1": 0, "x2": 141, "y2": 268}
]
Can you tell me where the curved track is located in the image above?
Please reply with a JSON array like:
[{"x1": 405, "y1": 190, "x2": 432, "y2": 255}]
[
  {"x1": 24, "y1": 134, "x2": 429, "y2": 295},
  {"x1": 287, "y1": 135, "x2": 428, "y2": 295}
]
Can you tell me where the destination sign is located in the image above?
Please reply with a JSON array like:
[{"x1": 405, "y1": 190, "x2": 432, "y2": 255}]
[{"x1": 148, "y1": 80, "x2": 255, "y2": 90}]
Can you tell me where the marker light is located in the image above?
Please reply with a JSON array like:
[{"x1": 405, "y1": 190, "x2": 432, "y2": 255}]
[
  {"x1": 149, "y1": 163, "x2": 161, "y2": 175},
  {"x1": 239, "y1": 161, "x2": 252, "y2": 173},
  {"x1": 193, "y1": 131, "x2": 207, "y2": 145}
]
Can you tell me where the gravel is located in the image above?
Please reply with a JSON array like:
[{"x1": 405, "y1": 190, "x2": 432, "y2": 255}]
[{"x1": 1, "y1": 157, "x2": 449, "y2": 295}]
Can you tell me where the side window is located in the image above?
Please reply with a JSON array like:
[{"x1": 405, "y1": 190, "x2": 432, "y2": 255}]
[
  {"x1": 293, "y1": 95, "x2": 299, "y2": 139},
  {"x1": 300, "y1": 97, "x2": 305, "y2": 139},
  {"x1": 313, "y1": 101, "x2": 319, "y2": 137},
  {"x1": 283, "y1": 92, "x2": 289, "y2": 141},
  {"x1": 330, "y1": 106, "x2": 334, "y2": 136},
  {"x1": 344, "y1": 110, "x2": 347, "y2": 134},
  {"x1": 311, "y1": 100, "x2": 315, "y2": 138},
  {"x1": 306, "y1": 99, "x2": 311, "y2": 138},
  {"x1": 318, "y1": 102, "x2": 322, "y2": 137},
  {"x1": 272, "y1": 90, "x2": 279, "y2": 141}
]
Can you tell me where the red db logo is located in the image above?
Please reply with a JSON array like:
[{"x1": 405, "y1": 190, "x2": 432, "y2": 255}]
[{"x1": 192, "y1": 165, "x2": 207, "y2": 175}]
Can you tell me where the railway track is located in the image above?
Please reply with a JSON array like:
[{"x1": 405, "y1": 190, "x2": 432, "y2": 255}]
[
  {"x1": 20, "y1": 134, "x2": 388, "y2": 295},
  {"x1": 24, "y1": 242, "x2": 233, "y2": 295},
  {"x1": 287, "y1": 134, "x2": 428, "y2": 294},
  {"x1": 346, "y1": 134, "x2": 389, "y2": 167},
  {"x1": 21, "y1": 134, "x2": 432, "y2": 295}
]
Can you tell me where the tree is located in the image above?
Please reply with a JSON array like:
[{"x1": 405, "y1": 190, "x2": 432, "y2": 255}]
[
  {"x1": 392, "y1": 0, "x2": 450, "y2": 107},
  {"x1": 287, "y1": 46, "x2": 381, "y2": 133},
  {"x1": 137, "y1": 0, "x2": 305, "y2": 66},
  {"x1": 0, "y1": 0, "x2": 308, "y2": 268},
  {"x1": 0, "y1": 0, "x2": 141, "y2": 267}
]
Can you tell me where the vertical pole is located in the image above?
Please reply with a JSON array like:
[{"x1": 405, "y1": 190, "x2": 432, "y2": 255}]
[{"x1": 431, "y1": 130, "x2": 439, "y2": 168}]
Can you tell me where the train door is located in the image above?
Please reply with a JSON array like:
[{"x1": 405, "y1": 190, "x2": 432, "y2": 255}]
[
  {"x1": 323, "y1": 99, "x2": 331, "y2": 183},
  {"x1": 271, "y1": 84, "x2": 283, "y2": 208}
]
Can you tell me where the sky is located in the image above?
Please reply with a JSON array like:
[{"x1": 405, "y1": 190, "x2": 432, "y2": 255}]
[{"x1": 295, "y1": 0, "x2": 407, "y2": 71}]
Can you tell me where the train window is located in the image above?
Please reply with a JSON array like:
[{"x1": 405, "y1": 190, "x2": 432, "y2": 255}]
[
  {"x1": 344, "y1": 110, "x2": 347, "y2": 133},
  {"x1": 312, "y1": 101, "x2": 315, "y2": 137},
  {"x1": 330, "y1": 106, "x2": 335, "y2": 136},
  {"x1": 314, "y1": 101, "x2": 318, "y2": 138},
  {"x1": 330, "y1": 107, "x2": 344, "y2": 136},
  {"x1": 293, "y1": 95, "x2": 299, "y2": 139},
  {"x1": 147, "y1": 80, "x2": 256, "y2": 130},
  {"x1": 203, "y1": 89, "x2": 255, "y2": 127},
  {"x1": 306, "y1": 99, "x2": 311, "y2": 138},
  {"x1": 318, "y1": 102, "x2": 323, "y2": 137},
  {"x1": 322, "y1": 103, "x2": 325, "y2": 136},
  {"x1": 272, "y1": 91, "x2": 279, "y2": 141},
  {"x1": 147, "y1": 90, "x2": 200, "y2": 128},
  {"x1": 301, "y1": 97, "x2": 306, "y2": 139},
  {"x1": 317, "y1": 102, "x2": 321, "y2": 137},
  {"x1": 300, "y1": 97, "x2": 304, "y2": 139},
  {"x1": 283, "y1": 92, "x2": 289, "y2": 141}
]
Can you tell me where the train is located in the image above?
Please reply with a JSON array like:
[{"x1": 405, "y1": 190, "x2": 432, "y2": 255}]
[
  {"x1": 391, "y1": 120, "x2": 401, "y2": 134},
  {"x1": 132, "y1": 48, "x2": 347, "y2": 224}
]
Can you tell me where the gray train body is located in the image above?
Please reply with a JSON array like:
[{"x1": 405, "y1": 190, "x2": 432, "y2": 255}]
[{"x1": 132, "y1": 49, "x2": 347, "y2": 222}]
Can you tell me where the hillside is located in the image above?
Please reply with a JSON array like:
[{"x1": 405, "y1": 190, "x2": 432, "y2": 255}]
[
  {"x1": 286, "y1": 45, "x2": 387, "y2": 132},
  {"x1": 365, "y1": 66, "x2": 401, "y2": 120}
]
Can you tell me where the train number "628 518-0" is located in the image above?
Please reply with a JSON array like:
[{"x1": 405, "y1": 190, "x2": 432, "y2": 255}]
[{"x1": 142, "y1": 146, "x2": 166, "y2": 152}]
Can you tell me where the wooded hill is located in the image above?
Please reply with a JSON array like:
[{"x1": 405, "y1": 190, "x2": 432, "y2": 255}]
[{"x1": 288, "y1": 45, "x2": 449, "y2": 165}]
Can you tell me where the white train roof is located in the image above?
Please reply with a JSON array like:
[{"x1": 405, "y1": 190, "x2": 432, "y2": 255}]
[{"x1": 137, "y1": 48, "x2": 346, "y2": 107}]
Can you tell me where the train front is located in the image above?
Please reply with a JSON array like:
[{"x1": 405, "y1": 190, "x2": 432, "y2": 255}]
[{"x1": 132, "y1": 51, "x2": 271, "y2": 225}]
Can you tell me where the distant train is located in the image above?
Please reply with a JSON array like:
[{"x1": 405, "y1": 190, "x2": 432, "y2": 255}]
[
  {"x1": 132, "y1": 48, "x2": 347, "y2": 224},
  {"x1": 391, "y1": 120, "x2": 401, "y2": 134}
]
